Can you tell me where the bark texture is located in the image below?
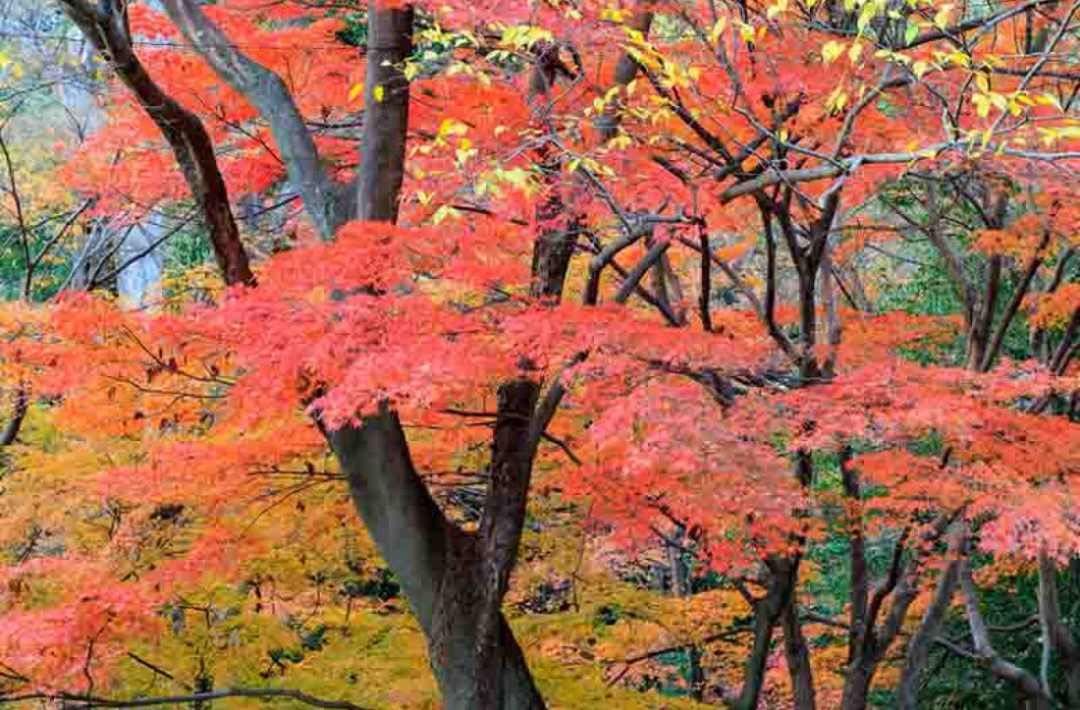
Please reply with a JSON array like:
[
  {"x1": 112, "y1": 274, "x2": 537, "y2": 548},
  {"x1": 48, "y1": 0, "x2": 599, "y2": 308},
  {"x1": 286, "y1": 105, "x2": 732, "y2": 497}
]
[{"x1": 357, "y1": 6, "x2": 413, "y2": 223}]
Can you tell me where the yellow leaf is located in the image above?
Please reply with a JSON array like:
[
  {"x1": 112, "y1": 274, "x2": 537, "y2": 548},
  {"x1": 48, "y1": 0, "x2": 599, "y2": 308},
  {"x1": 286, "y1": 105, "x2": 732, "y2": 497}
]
[
  {"x1": 348, "y1": 84, "x2": 363, "y2": 102},
  {"x1": 826, "y1": 86, "x2": 849, "y2": 113},
  {"x1": 822, "y1": 41, "x2": 846, "y2": 64},
  {"x1": 933, "y1": 3, "x2": 953, "y2": 29},
  {"x1": 709, "y1": 17, "x2": 728, "y2": 42},
  {"x1": 374, "y1": 85, "x2": 385, "y2": 103}
]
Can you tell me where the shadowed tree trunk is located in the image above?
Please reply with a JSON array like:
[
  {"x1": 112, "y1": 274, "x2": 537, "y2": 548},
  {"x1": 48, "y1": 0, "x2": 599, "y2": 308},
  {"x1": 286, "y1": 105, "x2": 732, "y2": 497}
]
[
  {"x1": 896, "y1": 540, "x2": 963, "y2": 710},
  {"x1": 0, "y1": 386, "x2": 27, "y2": 448},
  {"x1": 356, "y1": 5, "x2": 413, "y2": 224},
  {"x1": 729, "y1": 557, "x2": 800, "y2": 710},
  {"x1": 783, "y1": 603, "x2": 817, "y2": 710},
  {"x1": 1037, "y1": 549, "x2": 1080, "y2": 707}
]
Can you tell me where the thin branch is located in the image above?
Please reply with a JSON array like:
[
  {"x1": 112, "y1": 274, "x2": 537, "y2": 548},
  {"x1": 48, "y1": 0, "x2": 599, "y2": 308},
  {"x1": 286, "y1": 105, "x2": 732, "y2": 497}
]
[{"x1": 0, "y1": 689, "x2": 379, "y2": 710}]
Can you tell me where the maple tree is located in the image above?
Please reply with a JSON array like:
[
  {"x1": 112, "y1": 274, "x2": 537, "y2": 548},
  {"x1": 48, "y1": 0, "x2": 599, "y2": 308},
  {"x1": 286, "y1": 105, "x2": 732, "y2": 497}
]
[{"x1": 0, "y1": 0, "x2": 1079, "y2": 709}]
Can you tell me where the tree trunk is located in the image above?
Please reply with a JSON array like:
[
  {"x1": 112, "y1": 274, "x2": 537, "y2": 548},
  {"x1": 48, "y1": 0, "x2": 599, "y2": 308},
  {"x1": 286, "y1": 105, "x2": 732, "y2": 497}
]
[
  {"x1": 897, "y1": 556, "x2": 962, "y2": 710},
  {"x1": 1, "y1": 386, "x2": 27, "y2": 447},
  {"x1": 839, "y1": 663, "x2": 877, "y2": 710},
  {"x1": 731, "y1": 557, "x2": 800, "y2": 710},
  {"x1": 839, "y1": 664, "x2": 873, "y2": 710},
  {"x1": 782, "y1": 603, "x2": 816, "y2": 710},
  {"x1": 335, "y1": 12, "x2": 547, "y2": 706},
  {"x1": 68, "y1": 1, "x2": 548, "y2": 706},
  {"x1": 357, "y1": 4, "x2": 413, "y2": 223},
  {"x1": 733, "y1": 605, "x2": 779, "y2": 710},
  {"x1": 326, "y1": 407, "x2": 546, "y2": 710},
  {"x1": 1038, "y1": 549, "x2": 1080, "y2": 707}
]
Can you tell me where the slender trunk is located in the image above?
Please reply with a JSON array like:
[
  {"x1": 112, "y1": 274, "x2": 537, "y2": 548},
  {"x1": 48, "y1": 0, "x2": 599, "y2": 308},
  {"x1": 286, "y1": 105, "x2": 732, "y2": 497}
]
[
  {"x1": 966, "y1": 255, "x2": 1001, "y2": 371},
  {"x1": 782, "y1": 603, "x2": 816, "y2": 710},
  {"x1": 527, "y1": 43, "x2": 577, "y2": 302},
  {"x1": 357, "y1": 4, "x2": 413, "y2": 223},
  {"x1": 897, "y1": 557, "x2": 962, "y2": 710},
  {"x1": 733, "y1": 603, "x2": 780, "y2": 710},
  {"x1": 839, "y1": 665, "x2": 873, "y2": 710},
  {"x1": 1038, "y1": 549, "x2": 1080, "y2": 707},
  {"x1": 732, "y1": 558, "x2": 799, "y2": 710},
  {"x1": 797, "y1": 270, "x2": 820, "y2": 381}
]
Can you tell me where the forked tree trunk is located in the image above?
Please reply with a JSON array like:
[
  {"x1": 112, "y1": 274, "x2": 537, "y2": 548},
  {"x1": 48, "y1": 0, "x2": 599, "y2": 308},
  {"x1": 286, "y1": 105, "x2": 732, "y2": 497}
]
[
  {"x1": 63, "y1": 0, "x2": 549, "y2": 706},
  {"x1": 327, "y1": 406, "x2": 547, "y2": 710},
  {"x1": 331, "y1": 6, "x2": 549, "y2": 708}
]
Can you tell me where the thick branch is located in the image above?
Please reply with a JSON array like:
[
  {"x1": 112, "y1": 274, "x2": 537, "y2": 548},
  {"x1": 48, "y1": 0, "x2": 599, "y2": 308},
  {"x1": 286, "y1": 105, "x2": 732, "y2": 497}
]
[
  {"x1": 897, "y1": 531, "x2": 965, "y2": 710},
  {"x1": 158, "y1": 0, "x2": 349, "y2": 238},
  {"x1": 960, "y1": 558, "x2": 1051, "y2": 702},
  {"x1": 320, "y1": 405, "x2": 449, "y2": 632},
  {"x1": 59, "y1": 0, "x2": 254, "y2": 286}
]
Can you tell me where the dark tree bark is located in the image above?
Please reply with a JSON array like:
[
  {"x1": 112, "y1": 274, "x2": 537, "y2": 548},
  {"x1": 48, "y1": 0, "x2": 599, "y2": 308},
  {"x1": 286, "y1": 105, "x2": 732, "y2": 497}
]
[
  {"x1": 896, "y1": 551, "x2": 963, "y2": 709},
  {"x1": 0, "y1": 386, "x2": 27, "y2": 448},
  {"x1": 759, "y1": 187, "x2": 840, "y2": 381},
  {"x1": 67, "y1": 1, "x2": 548, "y2": 704},
  {"x1": 960, "y1": 558, "x2": 1051, "y2": 709},
  {"x1": 730, "y1": 557, "x2": 800, "y2": 710},
  {"x1": 594, "y1": 1, "x2": 656, "y2": 143},
  {"x1": 838, "y1": 452, "x2": 965, "y2": 710},
  {"x1": 323, "y1": 405, "x2": 547, "y2": 710},
  {"x1": 58, "y1": 0, "x2": 253, "y2": 287},
  {"x1": 1037, "y1": 549, "x2": 1080, "y2": 707},
  {"x1": 782, "y1": 602, "x2": 817, "y2": 710},
  {"x1": 527, "y1": 43, "x2": 577, "y2": 302},
  {"x1": 357, "y1": 5, "x2": 414, "y2": 223}
]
